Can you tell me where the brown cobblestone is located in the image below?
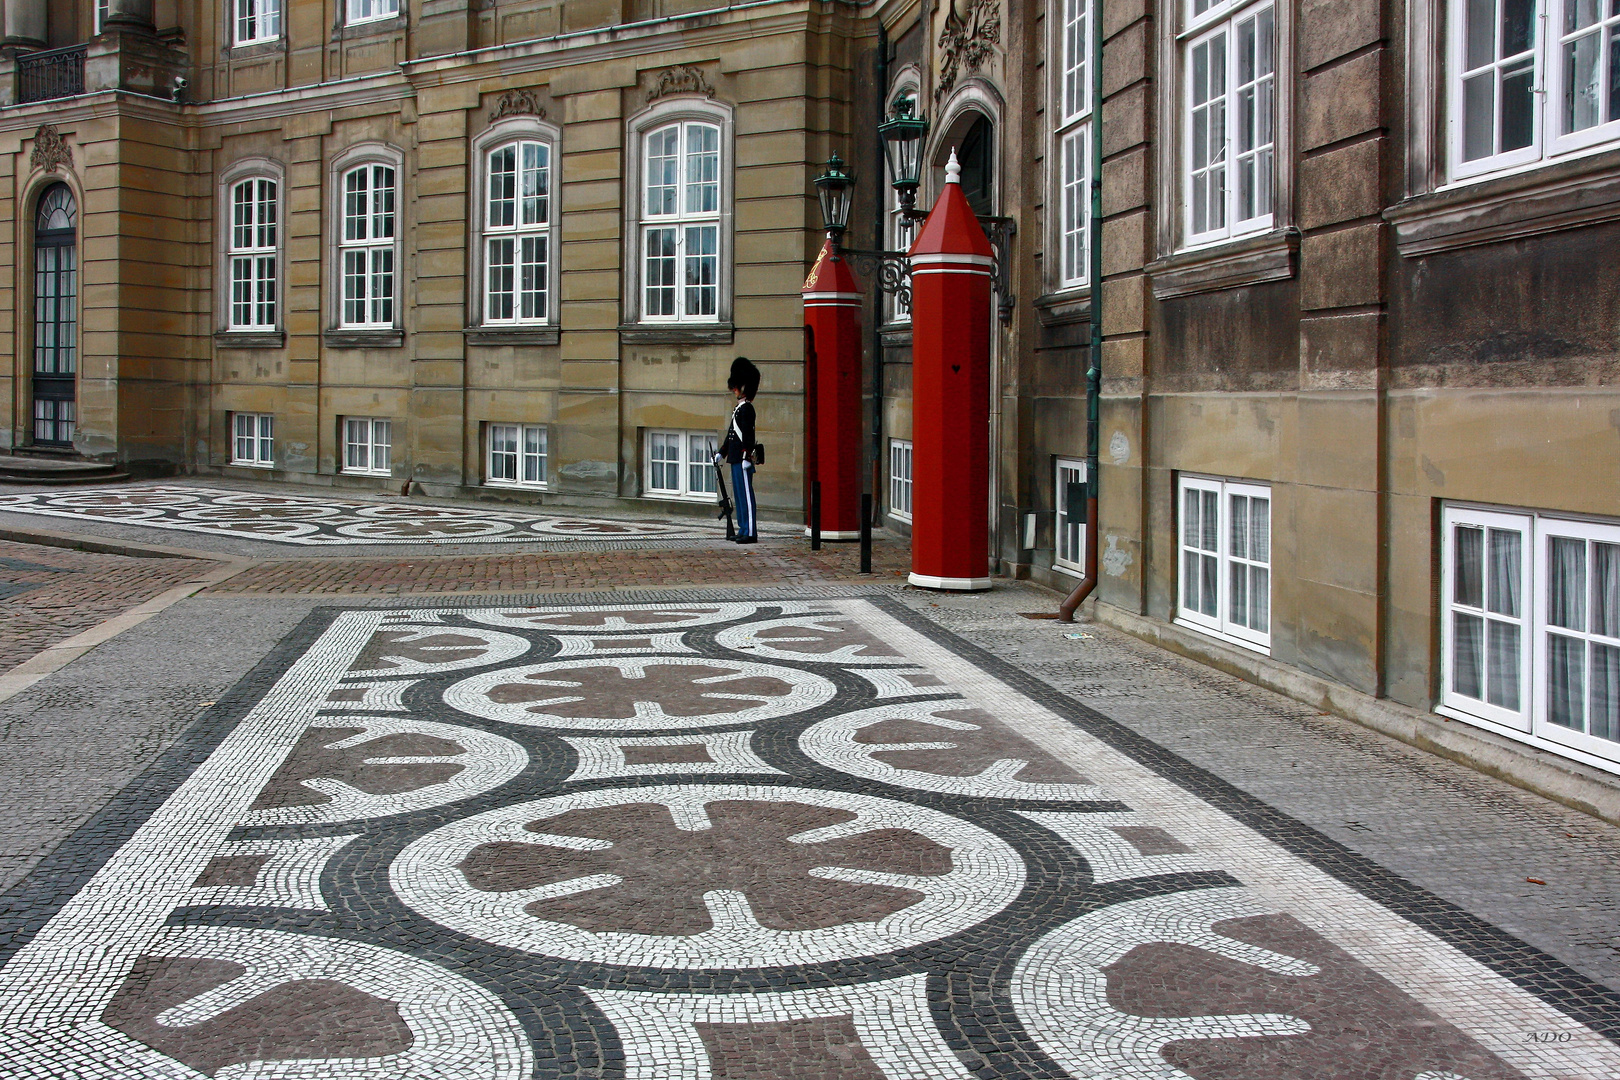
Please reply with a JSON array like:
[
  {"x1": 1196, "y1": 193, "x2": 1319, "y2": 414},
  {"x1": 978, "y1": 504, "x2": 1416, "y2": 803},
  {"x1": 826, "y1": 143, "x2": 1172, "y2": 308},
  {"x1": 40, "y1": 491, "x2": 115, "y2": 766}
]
[
  {"x1": 0, "y1": 541, "x2": 218, "y2": 673},
  {"x1": 204, "y1": 538, "x2": 912, "y2": 596}
]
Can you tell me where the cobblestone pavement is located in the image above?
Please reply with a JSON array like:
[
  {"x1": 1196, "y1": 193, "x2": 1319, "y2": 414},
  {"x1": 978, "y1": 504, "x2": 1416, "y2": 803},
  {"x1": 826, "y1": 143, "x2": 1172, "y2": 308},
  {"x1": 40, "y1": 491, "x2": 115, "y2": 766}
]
[
  {"x1": 205, "y1": 537, "x2": 912, "y2": 595},
  {"x1": 2, "y1": 594, "x2": 1618, "y2": 1079},
  {"x1": 0, "y1": 485, "x2": 726, "y2": 547},
  {"x1": 0, "y1": 539, "x2": 218, "y2": 673}
]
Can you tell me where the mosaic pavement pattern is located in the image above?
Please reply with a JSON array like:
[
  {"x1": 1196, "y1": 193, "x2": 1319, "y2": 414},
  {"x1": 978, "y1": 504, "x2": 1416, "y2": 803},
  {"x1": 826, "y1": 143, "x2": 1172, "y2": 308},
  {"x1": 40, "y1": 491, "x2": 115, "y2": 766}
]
[
  {"x1": 2, "y1": 598, "x2": 1618, "y2": 1079},
  {"x1": 0, "y1": 486, "x2": 716, "y2": 546}
]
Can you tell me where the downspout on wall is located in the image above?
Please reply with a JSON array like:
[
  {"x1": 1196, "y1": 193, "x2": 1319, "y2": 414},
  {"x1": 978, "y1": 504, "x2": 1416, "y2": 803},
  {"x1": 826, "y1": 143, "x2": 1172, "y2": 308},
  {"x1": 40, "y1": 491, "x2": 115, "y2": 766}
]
[{"x1": 1059, "y1": 0, "x2": 1104, "y2": 622}]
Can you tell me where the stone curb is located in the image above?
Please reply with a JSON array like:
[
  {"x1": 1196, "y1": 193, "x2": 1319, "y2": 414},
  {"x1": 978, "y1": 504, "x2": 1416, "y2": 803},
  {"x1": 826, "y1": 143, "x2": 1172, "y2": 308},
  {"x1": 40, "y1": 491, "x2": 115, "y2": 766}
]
[
  {"x1": 0, "y1": 558, "x2": 257, "y2": 706},
  {"x1": 0, "y1": 524, "x2": 223, "y2": 561},
  {"x1": 1089, "y1": 599, "x2": 1620, "y2": 828}
]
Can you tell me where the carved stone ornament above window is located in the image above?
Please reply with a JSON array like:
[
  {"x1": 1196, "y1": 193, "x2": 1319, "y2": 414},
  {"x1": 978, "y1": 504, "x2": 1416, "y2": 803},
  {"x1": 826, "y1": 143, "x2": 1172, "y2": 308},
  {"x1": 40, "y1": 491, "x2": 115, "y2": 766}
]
[
  {"x1": 30, "y1": 125, "x2": 73, "y2": 174},
  {"x1": 488, "y1": 89, "x2": 547, "y2": 123},
  {"x1": 646, "y1": 65, "x2": 715, "y2": 103},
  {"x1": 936, "y1": 0, "x2": 1001, "y2": 106}
]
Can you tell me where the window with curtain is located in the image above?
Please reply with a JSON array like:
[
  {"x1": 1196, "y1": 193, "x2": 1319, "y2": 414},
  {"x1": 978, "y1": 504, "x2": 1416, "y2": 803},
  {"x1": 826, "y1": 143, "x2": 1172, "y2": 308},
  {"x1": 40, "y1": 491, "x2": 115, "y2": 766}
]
[
  {"x1": 228, "y1": 177, "x2": 278, "y2": 330},
  {"x1": 1183, "y1": 0, "x2": 1276, "y2": 246},
  {"x1": 231, "y1": 413, "x2": 274, "y2": 467},
  {"x1": 339, "y1": 163, "x2": 396, "y2": 329},
  {"x1": 1449, "y1": 0, "x2": 1620, "y2": 180},
  {"x1": 236, "y1": 0, "x2": 282, "y2": 45},
  {"x1": 1055, "y1": 459, "x2": 1087, "y2": 574},
  {"x1": 646, "y1": 429, "x2": 719, "y2": 499},
  {"x1": 1441, "y1": 505, "x2": 1620, "y2": 768},
  {"x1": 1055, "y1": 0, "x2": 1091, "y2": 286},
  {"x1": 343, "y1": 417, "x2": 392, "y2": 476},
  {"x1": 640, "y1": 121, "x2": 721, "y2": 322},
  {"x1": 889, "y1": 439, "x2": 914, "y2": 523},
  {"x1": 486, "y1": 423, "x2": 548, "y2": 488},
  {"x1": 484, "y1": 140, "x2": 551, "y2": 324},
  {"x1": 1177, "y1": 474, "x2": 1271, "y2": 651}
]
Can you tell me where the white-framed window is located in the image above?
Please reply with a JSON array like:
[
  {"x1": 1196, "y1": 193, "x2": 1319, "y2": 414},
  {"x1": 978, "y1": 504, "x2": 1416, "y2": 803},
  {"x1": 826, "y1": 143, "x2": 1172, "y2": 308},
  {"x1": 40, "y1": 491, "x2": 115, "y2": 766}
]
[
  {"x1": 1054, "y1": 0, "x2": 1092, "y2": 287},
  {"x1": 1055, "y1": 458, "x2": 1088, "y2": 575},
  {"x1": 339, "y1": 163, "x2": 396, "y2": 329},
  {"x1": 1177, "y1": 474, "x2": 1271, "y2": 651},
  {"x1": 343, "y1": 417, "x2": 392, "y2": 476},
  {"x1": 640, "y1": 121, "x2": 721, "y2": 321},
  {"x1": 95, "y1": 0, "x2": 110, "y2": 33},
  {"x1": 228, "y1": 177, "x2": 278, "y2": 331},
  {"x1": 1449, "y1": 0, "x2": 1620, "y2": 181},
  {"x1": 235, "y1": 0, "x2": 281, "y2": 45},
  {"x1": 1441, "y1": 504, "x2": 1620, "y2": 770},
  {"x1": 646, "y1": 429, "x2": 720, "y2": 500},
  {"x1": 231, "y1": 413, "x2": 274, "y2": 467},
  {"x1": 484, "y1": 140, "x2": 551, "y2": 324},
  {"x1": 347, "y1": 0, "x2": 399, "y2": 25},
  {"x1": 1182, "y1": 0, "x2": 1276, "y2": 246},
  {"x1": 889, "y1": 439, "x2": 914, "y2": 522},
  {"x1": 486, "y1": 423, "x2": 548, "y2": 488}
]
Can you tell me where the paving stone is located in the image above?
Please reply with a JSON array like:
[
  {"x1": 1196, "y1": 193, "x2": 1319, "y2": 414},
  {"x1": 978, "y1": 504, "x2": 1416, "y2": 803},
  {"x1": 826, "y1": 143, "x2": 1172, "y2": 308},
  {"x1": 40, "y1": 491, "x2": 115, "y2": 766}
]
[{"x1": 0, "y1": 595, "x2": 1616, "y2": 1078}]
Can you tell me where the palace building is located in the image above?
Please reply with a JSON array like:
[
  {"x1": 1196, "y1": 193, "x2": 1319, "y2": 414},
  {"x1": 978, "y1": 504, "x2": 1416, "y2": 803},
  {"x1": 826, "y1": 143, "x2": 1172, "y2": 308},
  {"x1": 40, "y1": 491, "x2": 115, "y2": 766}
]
[{"x1": 2, "y1": 0, "x2": 1619, "y2": 800}]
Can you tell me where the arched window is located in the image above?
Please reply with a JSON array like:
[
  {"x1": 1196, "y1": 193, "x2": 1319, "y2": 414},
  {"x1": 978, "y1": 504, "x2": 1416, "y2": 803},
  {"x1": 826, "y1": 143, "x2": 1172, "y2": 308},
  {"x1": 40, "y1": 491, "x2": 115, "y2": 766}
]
[
  {"x1": 33, "y1": 184, "x2": 77, "y2": 447},
  {"x1": 228, "y1": 176, "x2": 278, "y2": 330},
  {"x1": 623, "y1": 97, "x2": 733, "y2": 331},
  {"x1": 339, "y1": 162, "x2": 397, "y2": 328},
  {"x1": 483, "y1": 139, "x2": 551, "y2": 324}
]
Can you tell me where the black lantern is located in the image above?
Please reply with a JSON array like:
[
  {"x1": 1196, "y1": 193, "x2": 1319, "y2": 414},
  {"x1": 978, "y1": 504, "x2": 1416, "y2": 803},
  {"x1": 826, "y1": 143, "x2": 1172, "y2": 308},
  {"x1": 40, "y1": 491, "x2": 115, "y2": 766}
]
[
  {"x1": 879, "y1": 96, "x2": 929, "y2": 219},
  {"x1": 813, "y1": 153, "x2": 855, "y2": 249}
]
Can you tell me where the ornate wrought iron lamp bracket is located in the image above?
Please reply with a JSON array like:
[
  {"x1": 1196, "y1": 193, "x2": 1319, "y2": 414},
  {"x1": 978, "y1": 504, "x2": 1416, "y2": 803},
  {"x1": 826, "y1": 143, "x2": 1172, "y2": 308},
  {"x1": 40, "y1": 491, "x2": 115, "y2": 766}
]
[
  {"x1": 978, "y1": 215, "x2": 1017, "y2": 326},
  {"x1": 837, "y1": 248, "x2": 913, "y2": 311}
]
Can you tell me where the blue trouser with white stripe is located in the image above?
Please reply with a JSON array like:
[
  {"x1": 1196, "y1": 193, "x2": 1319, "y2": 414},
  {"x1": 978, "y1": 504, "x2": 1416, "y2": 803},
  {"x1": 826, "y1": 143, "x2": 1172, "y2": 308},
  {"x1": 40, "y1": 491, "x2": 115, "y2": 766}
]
[{"x1": 731, "y1": 460, "x2": 756, "y2": 538}]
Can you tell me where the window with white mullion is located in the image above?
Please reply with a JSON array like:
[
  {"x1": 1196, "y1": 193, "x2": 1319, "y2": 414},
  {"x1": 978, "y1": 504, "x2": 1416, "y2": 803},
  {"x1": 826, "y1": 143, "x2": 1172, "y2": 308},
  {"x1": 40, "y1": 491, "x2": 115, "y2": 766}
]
[
  {"x1": 229, "y1": 178, "x2": 277, "y2": 330},
  {"x1": 1052, "y1": 0, "x2": 1092, "y2": 288},
  {"x1": 1055, "y1": 459, "x2": 1087, "y2": 574},
  {"x1": 347, "y1": 0, "x2": 399, "y2": 25},
  {"x1": 1452, "y1": 0, "x2": 1542, "y2": 175},
  {"x1": 487, "y1": 423, "x2": 548, "y2": 488},
  {"x1": 646, "y1": 429, "x2": 719, "y2": 499},
  {"x1": 96, "y1": 0, "x2": 109, "y2": 33},
  {"x1": 1536, "y1": 519, "x2": 1620, "y2": 751},
  {"x1": 340, "y1": 164, "x2": 396, "y2": 329},
  {"x1": 484, "y1": 142, "x2": 551, "y2": 324},
  {"x1": 1553, "y1": 0, "x2": 1620, "y2": 149},
  {"x1": 1441, "y1": 506, "x2": 1533, "y2": 730},
  {"x1": 231, "y1": 413, "x2": 274, "y2": 468},
  {"x1": 343, "y1": 417, "x2": 392, "y2": 476},
  {"x1": 1177, "y1": 475, "x2": 1271, "y2": 651},
  {"x1": 641, "y1": 122, "x2": 721, "y2": 321},
  {"x1": 1183, "y1": 3, "x2": 1274, "y2": 246},
  {"x1": 236, "y1": 0, "x2": 282, "y2": 45},
  {"x1": 890, "y1": 440, "x2": 914, "y2": 523}
]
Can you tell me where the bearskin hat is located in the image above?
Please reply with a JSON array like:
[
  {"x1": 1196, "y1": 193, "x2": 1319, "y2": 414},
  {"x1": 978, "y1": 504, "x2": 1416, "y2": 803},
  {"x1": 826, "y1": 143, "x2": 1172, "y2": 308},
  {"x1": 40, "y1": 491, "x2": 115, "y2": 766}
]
[{"x1": 727, "y1": 356, "x2": 761, "y2": 399}]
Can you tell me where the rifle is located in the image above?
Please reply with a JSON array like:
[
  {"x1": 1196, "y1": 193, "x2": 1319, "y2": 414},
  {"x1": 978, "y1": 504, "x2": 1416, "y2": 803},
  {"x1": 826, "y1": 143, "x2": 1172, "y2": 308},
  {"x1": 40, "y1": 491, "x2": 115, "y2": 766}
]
[{"x1": 713, "y1": 455, "x2": 737, "y2": 541}]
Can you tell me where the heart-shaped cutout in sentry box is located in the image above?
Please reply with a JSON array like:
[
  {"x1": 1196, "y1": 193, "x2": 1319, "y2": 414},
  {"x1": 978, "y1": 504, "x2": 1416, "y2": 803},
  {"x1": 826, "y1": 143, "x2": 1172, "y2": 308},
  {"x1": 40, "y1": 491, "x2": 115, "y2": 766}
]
[{"x1": 951, "y1": 364, "x2": 961, "y2": 373}]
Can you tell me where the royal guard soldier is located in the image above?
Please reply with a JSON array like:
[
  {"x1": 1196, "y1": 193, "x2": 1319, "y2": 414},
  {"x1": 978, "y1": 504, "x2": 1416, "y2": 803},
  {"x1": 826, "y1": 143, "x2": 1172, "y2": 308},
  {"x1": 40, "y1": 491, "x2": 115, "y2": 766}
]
[{"x1": 717, "y1": 356, "x2": 762, "y2": 544}]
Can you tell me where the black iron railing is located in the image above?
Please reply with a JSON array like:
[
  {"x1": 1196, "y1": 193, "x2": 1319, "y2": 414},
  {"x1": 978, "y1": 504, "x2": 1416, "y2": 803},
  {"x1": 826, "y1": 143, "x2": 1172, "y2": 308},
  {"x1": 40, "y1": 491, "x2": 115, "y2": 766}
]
[{"x1": 18, "y1": 46, "x2": 86, "y2": 105}]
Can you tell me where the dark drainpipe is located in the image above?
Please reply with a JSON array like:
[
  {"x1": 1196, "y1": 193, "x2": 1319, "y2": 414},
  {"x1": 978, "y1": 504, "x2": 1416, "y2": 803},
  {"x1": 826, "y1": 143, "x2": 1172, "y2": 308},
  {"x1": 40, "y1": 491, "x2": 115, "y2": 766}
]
[{"x1": 1059, "y1": 0, "x2": 1105, "y2": 622}]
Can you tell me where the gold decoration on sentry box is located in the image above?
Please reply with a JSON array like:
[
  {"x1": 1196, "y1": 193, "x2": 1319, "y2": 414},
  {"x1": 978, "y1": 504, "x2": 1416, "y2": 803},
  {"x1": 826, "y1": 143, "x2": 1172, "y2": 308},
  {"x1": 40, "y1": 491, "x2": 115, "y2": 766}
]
[
  {"x1": 646, "y1": 65, "x2": 715, "y2": 103},
  {"x1": 30, "y1": 124, "x2": 73, "y2": 174},
  {"x1": 488, "y1": 89, "x2": 547, "y2": 123}
]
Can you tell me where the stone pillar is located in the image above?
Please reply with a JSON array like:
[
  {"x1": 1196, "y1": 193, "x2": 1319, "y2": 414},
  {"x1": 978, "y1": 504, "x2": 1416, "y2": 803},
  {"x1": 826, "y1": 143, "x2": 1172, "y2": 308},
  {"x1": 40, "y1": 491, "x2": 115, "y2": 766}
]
[
  {"x1": 907, "y1": 152, "x2": 995, "y2": 591},
  {"x1": 1, "y1": 0, "x2": 45, "y2": 49},
  {"x1": 801, "y1": 239, "x2": 865, "y2": 540}
]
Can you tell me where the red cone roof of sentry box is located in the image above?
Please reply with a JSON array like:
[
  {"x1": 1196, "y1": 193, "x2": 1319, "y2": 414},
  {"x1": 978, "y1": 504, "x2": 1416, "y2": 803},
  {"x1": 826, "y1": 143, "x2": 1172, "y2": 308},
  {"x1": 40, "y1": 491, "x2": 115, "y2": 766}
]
[
  {"x1": 802, "y1": 237, "x2": 862, "y2": 295},
  {"x1": 910, "y1": 150, "x2": 994, "y2": 259}
]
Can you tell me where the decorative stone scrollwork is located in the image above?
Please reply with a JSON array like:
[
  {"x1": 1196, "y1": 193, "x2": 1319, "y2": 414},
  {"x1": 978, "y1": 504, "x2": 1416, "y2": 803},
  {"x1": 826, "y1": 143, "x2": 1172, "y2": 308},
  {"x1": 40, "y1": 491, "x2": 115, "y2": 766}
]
[
  {"x1": 488, "y1": 89, "x2": 547, "y2": 123},
  {"x1": 30, "y1": 125, "x2": 73, "y2": 174},
  {"x1": 646, "y1": 65, "x2": 715, "y2": 102},
  {"x1": 935, "y1": 0, "x2": 1001, "y2": 106}
]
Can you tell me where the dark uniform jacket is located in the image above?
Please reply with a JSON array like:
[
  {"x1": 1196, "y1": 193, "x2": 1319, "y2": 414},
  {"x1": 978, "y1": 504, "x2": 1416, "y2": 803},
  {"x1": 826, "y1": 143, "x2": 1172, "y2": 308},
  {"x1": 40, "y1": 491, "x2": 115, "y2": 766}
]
[{"x1": 719, "y1": 400, "x2": 756, "y2": 465}]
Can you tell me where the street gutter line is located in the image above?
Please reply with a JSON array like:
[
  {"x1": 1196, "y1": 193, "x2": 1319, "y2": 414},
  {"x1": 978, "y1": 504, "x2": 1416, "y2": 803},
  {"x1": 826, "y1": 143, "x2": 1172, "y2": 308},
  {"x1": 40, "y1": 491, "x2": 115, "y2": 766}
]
[{"x1": 0, "y1": 558, "x2": 258, "y2": 706}]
